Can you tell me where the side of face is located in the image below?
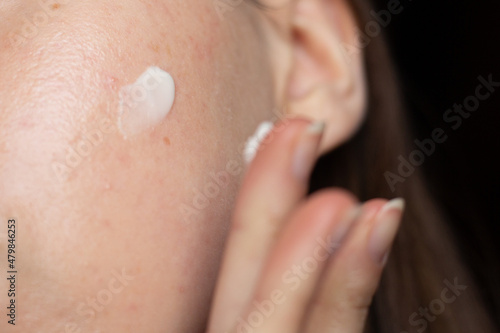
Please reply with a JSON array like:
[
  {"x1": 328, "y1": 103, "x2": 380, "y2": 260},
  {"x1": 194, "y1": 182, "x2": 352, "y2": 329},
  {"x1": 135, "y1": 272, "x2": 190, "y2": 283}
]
[
  {"x1": 0, "y1": 0, "x2": 366, "y2": 332},
  {"x1": 0, "y1": 1, "x2": 275, "y2": 332}
]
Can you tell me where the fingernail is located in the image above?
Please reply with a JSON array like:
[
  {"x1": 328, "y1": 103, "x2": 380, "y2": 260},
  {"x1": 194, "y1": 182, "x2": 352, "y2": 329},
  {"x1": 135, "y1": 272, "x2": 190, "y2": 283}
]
[
  {"x1": 317, "y1": 204, "x2": 363, "y2": 255},
  {"x1": 368, "y1": 198, "x2": 405, "y2": 265},
  {"x1": 332, "y1": 204, "x2": 363, "y2": 246},
  {"x1": 292, "y1": 121, "x2": 325, "y2": 180},
  {"x1": 243, "y1": 121, "x2": 275, "y2": 164}
]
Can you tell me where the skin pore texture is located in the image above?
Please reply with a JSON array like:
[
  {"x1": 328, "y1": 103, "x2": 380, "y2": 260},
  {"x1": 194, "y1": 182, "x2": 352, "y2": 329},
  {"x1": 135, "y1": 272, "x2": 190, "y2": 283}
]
[
  {"x1": 0, "y1": 1, "x2": 274, "y2": 332},
  {"x1": 0, "y1": 0, "x2": 369, "y2": 332}
]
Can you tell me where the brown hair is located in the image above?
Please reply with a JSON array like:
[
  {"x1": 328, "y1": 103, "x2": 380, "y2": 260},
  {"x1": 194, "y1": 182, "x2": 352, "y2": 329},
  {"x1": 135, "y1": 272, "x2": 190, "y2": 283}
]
[{"x1": 309, "y1": 0, "x2": 496, "y2": 332}]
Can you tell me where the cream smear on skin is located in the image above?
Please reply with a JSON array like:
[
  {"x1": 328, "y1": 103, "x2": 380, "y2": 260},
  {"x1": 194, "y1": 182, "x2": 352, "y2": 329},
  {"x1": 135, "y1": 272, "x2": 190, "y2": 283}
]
[{"x1": 118, "y1": 66, "x2": 175, "y2": 138}]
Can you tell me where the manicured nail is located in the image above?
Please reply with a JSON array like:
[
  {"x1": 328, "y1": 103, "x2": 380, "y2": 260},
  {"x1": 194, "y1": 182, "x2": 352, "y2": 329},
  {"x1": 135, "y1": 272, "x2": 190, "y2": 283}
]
[
  {"x1": 243, "y1": 121, "x2": 275, "y2": 164},
  {"x1": 292, "y1": 121, "x2": 325, "y2": 180},
  {"x1": 332, "y1": 204, "x2": 363, "y2": 246},
  {"x1": 368, "y1": 198, "x2": 405, "y2": 265},
  {"x1": 317, "y1": 204, "x2": 363, "y2": 255}
]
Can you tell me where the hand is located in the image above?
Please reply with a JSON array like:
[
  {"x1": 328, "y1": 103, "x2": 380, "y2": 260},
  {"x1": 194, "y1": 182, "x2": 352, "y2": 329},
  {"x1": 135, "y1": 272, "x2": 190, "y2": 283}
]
[{"x1": 207, "y1": 118, "x2": 405, "y2": 333}]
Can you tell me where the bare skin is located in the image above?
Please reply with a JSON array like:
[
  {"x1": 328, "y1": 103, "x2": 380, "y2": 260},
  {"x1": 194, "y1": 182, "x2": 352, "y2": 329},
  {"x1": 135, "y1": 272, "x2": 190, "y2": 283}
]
[{"x1": 0, "y1": 0, "x2": 403, "y2": 332}]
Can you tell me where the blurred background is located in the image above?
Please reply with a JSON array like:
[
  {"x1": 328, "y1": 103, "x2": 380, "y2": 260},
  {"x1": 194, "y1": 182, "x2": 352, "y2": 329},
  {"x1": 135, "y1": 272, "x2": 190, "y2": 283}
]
[{"x1": 371, "y1": 0, "x2": 500, "y2": 325}]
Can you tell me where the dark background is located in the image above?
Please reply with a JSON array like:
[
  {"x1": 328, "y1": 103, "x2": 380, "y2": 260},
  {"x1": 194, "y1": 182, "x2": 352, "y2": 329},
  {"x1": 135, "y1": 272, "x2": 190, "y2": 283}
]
[{"x1": 372, "y1": 0, "x2": 500, "y2": 325}]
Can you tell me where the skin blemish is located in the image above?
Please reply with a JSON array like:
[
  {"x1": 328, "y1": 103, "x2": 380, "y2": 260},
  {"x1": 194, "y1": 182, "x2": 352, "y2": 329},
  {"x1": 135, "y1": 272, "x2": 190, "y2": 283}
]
[
  {"x1": 163, "y1": 137, "x2": 171, "y2": 146},
  {"x1": 150, "y1": 43, "x2": 160, "y2": 54},
  {"x1": 118, "y1": 66, "x2": 175, "y2": 139},
  {"x1": 52, "y1": 3, "x2": 60, "y2": 9}
]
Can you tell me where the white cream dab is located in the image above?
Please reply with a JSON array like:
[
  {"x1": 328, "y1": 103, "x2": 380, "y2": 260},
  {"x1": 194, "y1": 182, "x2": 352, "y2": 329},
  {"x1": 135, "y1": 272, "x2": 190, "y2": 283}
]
[
  {"x1": 243, "y1": 121, "x2": 274, "y2": 164},
  {"x1": 118, "y1": 66, "x2": 175, "y2": 138}
]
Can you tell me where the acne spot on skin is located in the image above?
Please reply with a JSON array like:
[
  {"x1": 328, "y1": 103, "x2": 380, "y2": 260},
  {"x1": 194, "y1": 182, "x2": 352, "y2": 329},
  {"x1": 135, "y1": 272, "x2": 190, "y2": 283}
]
[
  {"x1": 52, "y1": 3, "x2": 60, "y2": 10},
  {"x1": 163, "y1": 137, "x2": 171, "y2": 146}
]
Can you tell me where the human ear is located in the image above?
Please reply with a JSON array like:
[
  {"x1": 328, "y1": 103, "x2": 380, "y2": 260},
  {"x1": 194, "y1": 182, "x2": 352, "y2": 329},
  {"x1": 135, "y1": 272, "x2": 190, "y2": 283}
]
[{"x1": 262, "y1": 0, "x2": 368, "y2": 154}]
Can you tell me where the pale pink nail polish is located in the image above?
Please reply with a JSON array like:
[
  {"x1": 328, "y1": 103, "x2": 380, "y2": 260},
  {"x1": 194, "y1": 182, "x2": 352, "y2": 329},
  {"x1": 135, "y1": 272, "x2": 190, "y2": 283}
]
[
  {"x1": 368, "y1": 198, "x2": 405, "y2": 265},
  {"x1": 292, "y1": 121, "x2": 325, "y2": 180}
]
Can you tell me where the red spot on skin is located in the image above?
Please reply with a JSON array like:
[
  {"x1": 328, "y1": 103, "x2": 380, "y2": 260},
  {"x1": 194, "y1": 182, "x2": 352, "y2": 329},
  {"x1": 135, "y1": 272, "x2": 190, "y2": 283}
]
[
  {"x1": 128, "y1": 304, "x2": 138, "y2": 312},
  {"x1": 178, "y1": 286, "x2": 185, "y2": 294},
  {"x1": 163, "y1": 137, "x2": 171, "y2": 146},
  {"x1": 52, "y1": 3, "x2": 60, "y2": 9},
  {"x1": 117, "y1": 152, "x2": 132, "y2": 166}
]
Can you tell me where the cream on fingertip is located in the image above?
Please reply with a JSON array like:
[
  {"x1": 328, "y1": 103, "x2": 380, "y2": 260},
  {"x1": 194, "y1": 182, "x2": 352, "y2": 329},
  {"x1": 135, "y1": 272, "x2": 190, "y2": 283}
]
[{"x1": 243, "y1": 121, "x2": 274, "y2": 164}]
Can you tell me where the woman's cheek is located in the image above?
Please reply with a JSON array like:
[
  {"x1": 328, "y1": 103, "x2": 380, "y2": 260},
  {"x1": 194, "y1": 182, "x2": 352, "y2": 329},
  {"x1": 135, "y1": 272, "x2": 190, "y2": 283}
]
[
  {"x1": 0, "y1": 0, "x2": 276, "y2": 331},
  {"x1": 0, "y1": 2, "x2": 245, "y2": 333}
]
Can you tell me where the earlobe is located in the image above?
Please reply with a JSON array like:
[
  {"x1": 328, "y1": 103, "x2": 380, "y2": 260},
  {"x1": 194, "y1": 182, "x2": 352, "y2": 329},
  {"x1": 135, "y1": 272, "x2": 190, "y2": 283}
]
[{"x1": 285, "y1": 0, "x2": 367, "y2": 155}]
